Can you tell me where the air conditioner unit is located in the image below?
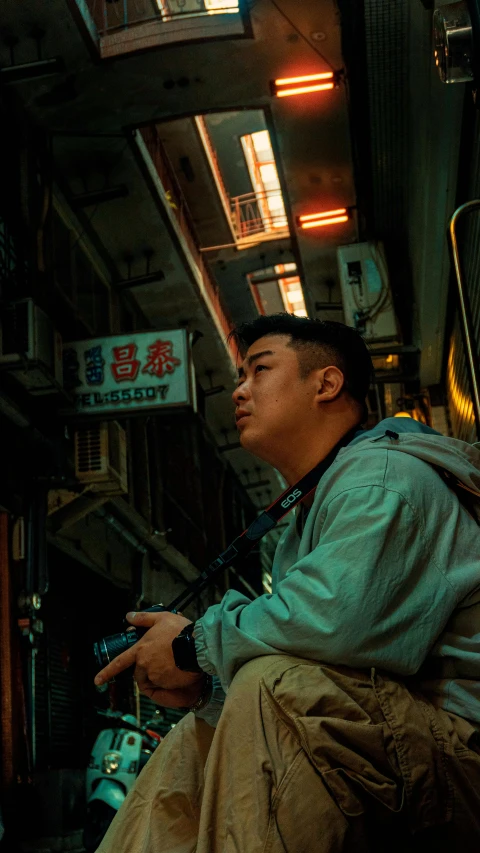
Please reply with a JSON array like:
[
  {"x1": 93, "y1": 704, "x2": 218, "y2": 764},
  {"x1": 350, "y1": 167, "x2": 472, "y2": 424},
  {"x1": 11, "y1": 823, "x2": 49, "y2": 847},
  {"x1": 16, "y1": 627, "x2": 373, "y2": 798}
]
[
  {"x1": 75, "y1": 421, "x2": 128, "y2": 495},
  {"x1": 0, "y1": 299, "x2": 63, "y2": 394},
  {"x1": 337, "y1": 243, "x2": 400, "y2": 345}
]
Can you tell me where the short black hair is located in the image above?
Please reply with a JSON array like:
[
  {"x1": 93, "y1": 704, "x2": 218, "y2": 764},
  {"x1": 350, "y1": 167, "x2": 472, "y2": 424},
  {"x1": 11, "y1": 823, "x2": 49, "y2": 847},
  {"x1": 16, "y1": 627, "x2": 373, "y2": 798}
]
[{"x1": 229, "y1": 313, "x2": 373, "y2": 408}]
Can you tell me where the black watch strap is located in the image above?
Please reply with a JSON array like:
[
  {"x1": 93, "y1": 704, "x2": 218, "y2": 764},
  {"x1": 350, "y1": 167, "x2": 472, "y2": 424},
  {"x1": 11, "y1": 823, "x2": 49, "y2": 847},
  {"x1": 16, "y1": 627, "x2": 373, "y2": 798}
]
[{"x1": 172, "y1": 622, "x2": 203, "y2": 673}]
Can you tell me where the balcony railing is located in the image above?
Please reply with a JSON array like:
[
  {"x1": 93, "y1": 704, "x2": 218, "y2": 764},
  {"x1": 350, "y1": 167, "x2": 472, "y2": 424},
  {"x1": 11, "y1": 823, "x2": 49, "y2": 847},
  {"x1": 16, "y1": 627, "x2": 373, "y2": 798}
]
[
  {"x1": 140, "y1": 126, "x2": 237, "y2": 362},
  {"x1": 87, "y1": 0, "x2": 239, "y2": 36},
  {"x1": 230, "y1": 191, "x2": 290, "y2": 242}
]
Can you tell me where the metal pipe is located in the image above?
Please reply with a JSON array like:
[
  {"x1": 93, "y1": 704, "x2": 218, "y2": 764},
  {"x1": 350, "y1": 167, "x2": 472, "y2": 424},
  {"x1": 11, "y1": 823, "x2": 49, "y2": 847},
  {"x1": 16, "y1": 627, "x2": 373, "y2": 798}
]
[
  {"x1": 224, "y1": 565, "x2": 259, "y2": 600},
  {"x1": 0, "y1": 513, "x2": 14, "y2": 790},
  {"x1": 199, "y1": 242, "x2": 238, "y2": 252},
  {"x1": 448, "y1": 200, "x2": 480, "y2": 437},
  {"x1": 24, "y1": 497, "x2": 38, "y2": 770},
  {"x1": 375, "y1": 383, "x2": 384, "y2": 421},
  {"x1": 95, "y1": 507, "x2": 148, "y2": 554},
  {"x1": 29, "y1": 649, "x2": 37, "y2": 770}
]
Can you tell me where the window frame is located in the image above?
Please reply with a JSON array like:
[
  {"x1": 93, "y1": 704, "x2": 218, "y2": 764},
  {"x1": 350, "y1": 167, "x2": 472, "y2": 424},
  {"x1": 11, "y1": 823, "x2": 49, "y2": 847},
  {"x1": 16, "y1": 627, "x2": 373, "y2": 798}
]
[
  {"x1": 248, "y1": 263, "x2": 308, "y2": 317},
  {"x1": 240, "y1": 131, "x2": 288, "y2": 234}
]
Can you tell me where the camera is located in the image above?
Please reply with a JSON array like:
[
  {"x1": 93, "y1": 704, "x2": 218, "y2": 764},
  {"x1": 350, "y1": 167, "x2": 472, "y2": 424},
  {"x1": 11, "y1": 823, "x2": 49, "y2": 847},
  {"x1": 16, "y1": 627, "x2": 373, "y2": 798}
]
[{"x1": 93, "y1": 604, "x2": 169, "y2": 669}]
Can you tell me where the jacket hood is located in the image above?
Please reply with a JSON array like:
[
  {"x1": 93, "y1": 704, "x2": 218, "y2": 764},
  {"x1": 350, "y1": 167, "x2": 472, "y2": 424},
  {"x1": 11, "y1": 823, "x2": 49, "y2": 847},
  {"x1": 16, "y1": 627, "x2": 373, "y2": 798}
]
[{"x1": 342, "y1": 417, "x2": 480, "y2": 509}]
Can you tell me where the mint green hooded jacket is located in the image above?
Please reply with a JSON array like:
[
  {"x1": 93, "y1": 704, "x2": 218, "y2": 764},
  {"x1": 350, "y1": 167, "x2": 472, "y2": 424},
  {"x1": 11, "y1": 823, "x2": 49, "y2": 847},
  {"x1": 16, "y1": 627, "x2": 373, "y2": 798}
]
[{"x1": 194, "y1": 418, "x2": 480, "y2": 727}]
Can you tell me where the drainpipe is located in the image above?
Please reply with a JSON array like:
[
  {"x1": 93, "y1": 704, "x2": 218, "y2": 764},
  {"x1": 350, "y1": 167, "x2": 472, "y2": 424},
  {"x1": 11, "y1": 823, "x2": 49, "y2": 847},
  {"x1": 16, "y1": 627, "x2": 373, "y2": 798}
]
[
  {"x1": 95, "y1": 507, "x2": 148, "y2": 555},
  {"x1": 23, "y1": 487, "x2": 48, "y2": 771},
  {"x1": 0, "y1": 512, "x2": 14, "y2": 790}
]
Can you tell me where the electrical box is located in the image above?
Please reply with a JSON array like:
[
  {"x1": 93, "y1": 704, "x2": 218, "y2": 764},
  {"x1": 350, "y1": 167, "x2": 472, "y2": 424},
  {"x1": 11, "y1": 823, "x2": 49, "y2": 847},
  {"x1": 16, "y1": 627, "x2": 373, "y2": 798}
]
[
  {"x1": 75, "y1": 421, "x2": 128, "y2": 495},
  {"x1": 337, "y1": 243, "x2": 400, "y2": 344},
  {"x1": 0, "y1": 299, "x2": 63, "y2": 393}
]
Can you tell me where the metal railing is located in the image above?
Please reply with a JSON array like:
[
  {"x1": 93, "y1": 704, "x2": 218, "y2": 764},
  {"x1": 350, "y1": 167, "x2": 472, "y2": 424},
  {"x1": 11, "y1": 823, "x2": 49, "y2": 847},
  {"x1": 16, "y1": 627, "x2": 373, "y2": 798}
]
[
  {"x1": 139, "y1": 126, "x2": 237, "y2": 362},
  {"x1": 230, "y1": 191, "x2": 289, "y2": 241},
  {"x1": 448, "y1": 201, "x2": 480, "y2": 438},
  {"x1": 87, "y1": 0, "x2": 239, "y2": 36}
]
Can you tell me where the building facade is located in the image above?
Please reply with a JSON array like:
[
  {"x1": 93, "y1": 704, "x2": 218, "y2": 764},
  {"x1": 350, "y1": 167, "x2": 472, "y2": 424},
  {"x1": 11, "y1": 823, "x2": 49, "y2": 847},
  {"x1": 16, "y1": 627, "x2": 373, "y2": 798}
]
[{"x1": 0, "y1": 0, "x2": 479, "y2": 848}]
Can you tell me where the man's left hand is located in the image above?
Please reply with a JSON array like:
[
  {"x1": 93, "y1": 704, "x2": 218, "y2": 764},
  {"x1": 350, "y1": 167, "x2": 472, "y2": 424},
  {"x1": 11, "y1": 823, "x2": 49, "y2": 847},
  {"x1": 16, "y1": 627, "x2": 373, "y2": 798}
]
[{"x1": 94, "y1": 611, "x2": 204, "y2": 697}]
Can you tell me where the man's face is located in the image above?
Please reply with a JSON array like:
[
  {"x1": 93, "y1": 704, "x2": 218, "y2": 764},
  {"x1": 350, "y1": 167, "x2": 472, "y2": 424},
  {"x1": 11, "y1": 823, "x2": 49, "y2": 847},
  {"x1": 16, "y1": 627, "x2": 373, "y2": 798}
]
[{"x1": 232, "y1": 334, "x2": 320, "y2": 462}]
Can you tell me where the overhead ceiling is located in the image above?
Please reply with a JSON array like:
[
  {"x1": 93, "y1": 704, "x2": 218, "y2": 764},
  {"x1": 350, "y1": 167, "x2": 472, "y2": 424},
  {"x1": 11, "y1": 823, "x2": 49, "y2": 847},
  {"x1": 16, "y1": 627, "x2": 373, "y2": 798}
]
[
  {"x1": 0, "y1": 0, "x2": 356, "y2": 307},
  {"x1": 0, "y1": 0, "x2": 468, "y2": 475}
]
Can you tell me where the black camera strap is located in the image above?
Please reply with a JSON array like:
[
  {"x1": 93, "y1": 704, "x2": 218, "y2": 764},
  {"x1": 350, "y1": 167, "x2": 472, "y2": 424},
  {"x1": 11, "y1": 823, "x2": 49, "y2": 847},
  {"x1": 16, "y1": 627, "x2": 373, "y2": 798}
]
[
  {"x1": 163, "y1": 426, "x2": 359, "y2": 613},
  {"x1": 94, "y1": 426, "x2": 361, "y2": 667}
]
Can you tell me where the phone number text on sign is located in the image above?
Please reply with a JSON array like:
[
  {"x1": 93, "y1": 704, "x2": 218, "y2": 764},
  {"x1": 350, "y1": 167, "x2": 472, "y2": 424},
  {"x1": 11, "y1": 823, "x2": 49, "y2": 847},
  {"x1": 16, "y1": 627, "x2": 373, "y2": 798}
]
[
  {"x1": 64, "y1": 329, "x2": 193, "y2": 415},
  {"x1": 78, "y1": 384, "x2": 170, "y2": 408}
]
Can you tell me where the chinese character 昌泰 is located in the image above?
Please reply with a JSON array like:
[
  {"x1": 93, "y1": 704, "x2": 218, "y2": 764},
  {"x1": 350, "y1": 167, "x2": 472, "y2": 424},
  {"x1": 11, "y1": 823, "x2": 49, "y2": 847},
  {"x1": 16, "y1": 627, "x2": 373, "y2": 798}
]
[
  {"x1": 85, "y1": 345, "x2": 105, "y2": 386},
  {"x1": 111, "y1": 343, "x2": 141, "y2": 382},
  {"x1": 142, "y1": 339, "x2": 181, "y2": 379}
]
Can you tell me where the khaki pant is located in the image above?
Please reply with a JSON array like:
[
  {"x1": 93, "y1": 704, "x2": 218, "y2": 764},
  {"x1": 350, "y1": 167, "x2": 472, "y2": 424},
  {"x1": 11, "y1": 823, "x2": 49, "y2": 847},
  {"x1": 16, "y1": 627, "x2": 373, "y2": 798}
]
[{"x1": 96, "y1": 656, "x2": 480, "y2": 853}]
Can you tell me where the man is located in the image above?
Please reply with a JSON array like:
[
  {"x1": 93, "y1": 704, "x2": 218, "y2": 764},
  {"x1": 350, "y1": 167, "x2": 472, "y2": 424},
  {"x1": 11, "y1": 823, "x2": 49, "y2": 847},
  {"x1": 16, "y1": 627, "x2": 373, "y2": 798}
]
[{"x1": 95, "y1": 314, "x2": 480, "y2": 852}]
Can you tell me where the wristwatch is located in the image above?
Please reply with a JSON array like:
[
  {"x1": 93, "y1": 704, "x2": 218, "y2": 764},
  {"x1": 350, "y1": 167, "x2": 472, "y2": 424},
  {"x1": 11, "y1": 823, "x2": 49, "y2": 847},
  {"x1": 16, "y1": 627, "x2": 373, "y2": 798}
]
[{"x1": 172, "y1": 622, "x2": 203, "y2": 673}]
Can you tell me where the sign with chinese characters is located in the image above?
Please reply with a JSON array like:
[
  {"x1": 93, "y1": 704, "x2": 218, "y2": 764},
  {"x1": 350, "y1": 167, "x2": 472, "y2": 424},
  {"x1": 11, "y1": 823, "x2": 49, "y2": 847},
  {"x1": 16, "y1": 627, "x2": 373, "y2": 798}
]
[{"x1": 64, "y1": 330, "x2": 194, "y2": 415}]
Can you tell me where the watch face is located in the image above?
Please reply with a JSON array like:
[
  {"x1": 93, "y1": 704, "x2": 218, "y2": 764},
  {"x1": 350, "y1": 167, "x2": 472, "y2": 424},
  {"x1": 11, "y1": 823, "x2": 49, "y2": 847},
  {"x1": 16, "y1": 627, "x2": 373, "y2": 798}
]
[{"x1": 172, "y1": 626, "x2": 199, "y2": 672}]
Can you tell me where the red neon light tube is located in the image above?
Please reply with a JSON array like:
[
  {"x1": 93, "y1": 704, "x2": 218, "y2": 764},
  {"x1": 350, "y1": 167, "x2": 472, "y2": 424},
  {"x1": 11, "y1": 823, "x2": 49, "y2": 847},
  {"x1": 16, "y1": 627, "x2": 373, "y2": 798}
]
[
  {"x1": 275, "y1": 72, "x2": 334, "y2": 86},
  {"x1": 276, "y1": 83, "x2": 334, "y2": 98},
  {"x1": 273, "y1": 72, "x2": 335, "y2": 98},
  {"x1": 299, "y1": 208, "x2": 347, "y2": 222},
  {"x1": 300, "y1": 215, "x2": 349, "y2": 229}
]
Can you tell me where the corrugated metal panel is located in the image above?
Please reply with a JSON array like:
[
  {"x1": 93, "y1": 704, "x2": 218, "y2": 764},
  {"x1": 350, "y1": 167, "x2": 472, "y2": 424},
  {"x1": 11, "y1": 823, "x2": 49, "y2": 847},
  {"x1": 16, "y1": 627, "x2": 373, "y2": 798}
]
[
  {"x1": 34, "y1": 552, "x2": 134, "y2": 771},
  {"x1": 361, "y1": 0, "x2": 420, "y2": 352},
  {"x1": 446, "y1": 112, "x2": 480, "y2": 442},
  {"x1": 49, "y1": 637, "x2": 84, "y2": 759},
  {"x1": 447, "y1": 319, "x2": 476, "y2": 442},
  {"x1": 35, "y1": 632, "x2": 84, "y2": 768},
  {"x1": 363, "y1": 0, "x2": 409, "y2": 238},
  {"x1": 34, "y1": 644, "x2": 50, "y2": 769},
  {"x1": 344, "y1": 1, "x2": 463, "y2": 384}
]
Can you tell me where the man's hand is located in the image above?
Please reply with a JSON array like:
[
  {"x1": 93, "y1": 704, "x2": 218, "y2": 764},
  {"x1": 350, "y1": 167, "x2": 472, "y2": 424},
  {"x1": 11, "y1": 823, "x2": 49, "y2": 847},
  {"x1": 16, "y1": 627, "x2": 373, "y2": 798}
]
[{"x1": 94, "y1": 611, "x2": 204, "y2": 705}]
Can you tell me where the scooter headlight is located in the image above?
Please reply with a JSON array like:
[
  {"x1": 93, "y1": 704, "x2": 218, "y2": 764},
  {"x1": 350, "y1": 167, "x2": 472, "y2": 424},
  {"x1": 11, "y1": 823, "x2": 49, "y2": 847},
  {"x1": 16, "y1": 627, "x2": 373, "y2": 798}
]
[{"x1": 101, "y1": 751, "x2": 122, "y2": 775}]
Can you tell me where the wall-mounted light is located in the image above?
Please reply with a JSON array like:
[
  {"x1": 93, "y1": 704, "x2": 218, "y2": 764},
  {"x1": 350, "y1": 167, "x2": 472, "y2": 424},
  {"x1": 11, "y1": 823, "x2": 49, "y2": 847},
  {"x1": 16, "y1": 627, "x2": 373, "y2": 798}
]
[
  {"x1": 297, "y1": 208, "x2": 350, "y2": 230},
  {"x1": 272, "y1": 72, "x2": 335, "y2": 98}
]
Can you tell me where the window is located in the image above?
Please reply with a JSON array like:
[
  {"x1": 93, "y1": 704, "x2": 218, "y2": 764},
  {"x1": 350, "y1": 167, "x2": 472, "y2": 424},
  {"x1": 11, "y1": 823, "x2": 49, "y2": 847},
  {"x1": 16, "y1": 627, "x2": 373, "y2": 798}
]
[
  {"x1": 248, "y1": 264, "x2": 308, "y2": 317},
  {"x1": 0, "y1": 213, "x2": 28, "y2": 299},
  {"x1": 52, "y1": 209, "x2": 111, "y2": 336},
  {"x1": 204, "y1": 0, "x2": 239, "y2": 11},
  {"x1": 87, "y1": 0, "x2": 246, "y2": 58},
  {"x1": 240, "y1": 131, "x2": 288, "y2": 234},
  {"x1": 156, "y1": 0, "x2": 239, "y2": 20},
  {"x1": 72, "y1": 245, "x2": 111, "y2": 335}
]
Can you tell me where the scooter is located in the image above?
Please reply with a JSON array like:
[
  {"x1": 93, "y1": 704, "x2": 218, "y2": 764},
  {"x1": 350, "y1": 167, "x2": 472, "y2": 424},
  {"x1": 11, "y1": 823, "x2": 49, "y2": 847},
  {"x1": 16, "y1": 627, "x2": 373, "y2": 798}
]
[{"x1": 83, "y1": 708, "x2": 163, "y2": 852}]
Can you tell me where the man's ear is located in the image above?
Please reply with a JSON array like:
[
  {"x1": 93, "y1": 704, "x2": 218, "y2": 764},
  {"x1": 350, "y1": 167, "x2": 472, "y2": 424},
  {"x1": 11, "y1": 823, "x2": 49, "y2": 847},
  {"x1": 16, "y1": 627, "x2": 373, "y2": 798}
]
[{"x1": 315, "y1": 366, "x2": 345, "y2": 403}]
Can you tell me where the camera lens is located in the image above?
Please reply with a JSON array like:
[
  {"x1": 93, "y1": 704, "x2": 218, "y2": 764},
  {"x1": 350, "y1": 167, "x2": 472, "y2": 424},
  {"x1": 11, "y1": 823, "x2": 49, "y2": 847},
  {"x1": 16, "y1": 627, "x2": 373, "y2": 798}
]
[
  {"x1": 93, "y1": 604, "x2": 168, "y2": 672},
  {"x1": 93, "y1": 629, "x2": 140, "y2": 668}
]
